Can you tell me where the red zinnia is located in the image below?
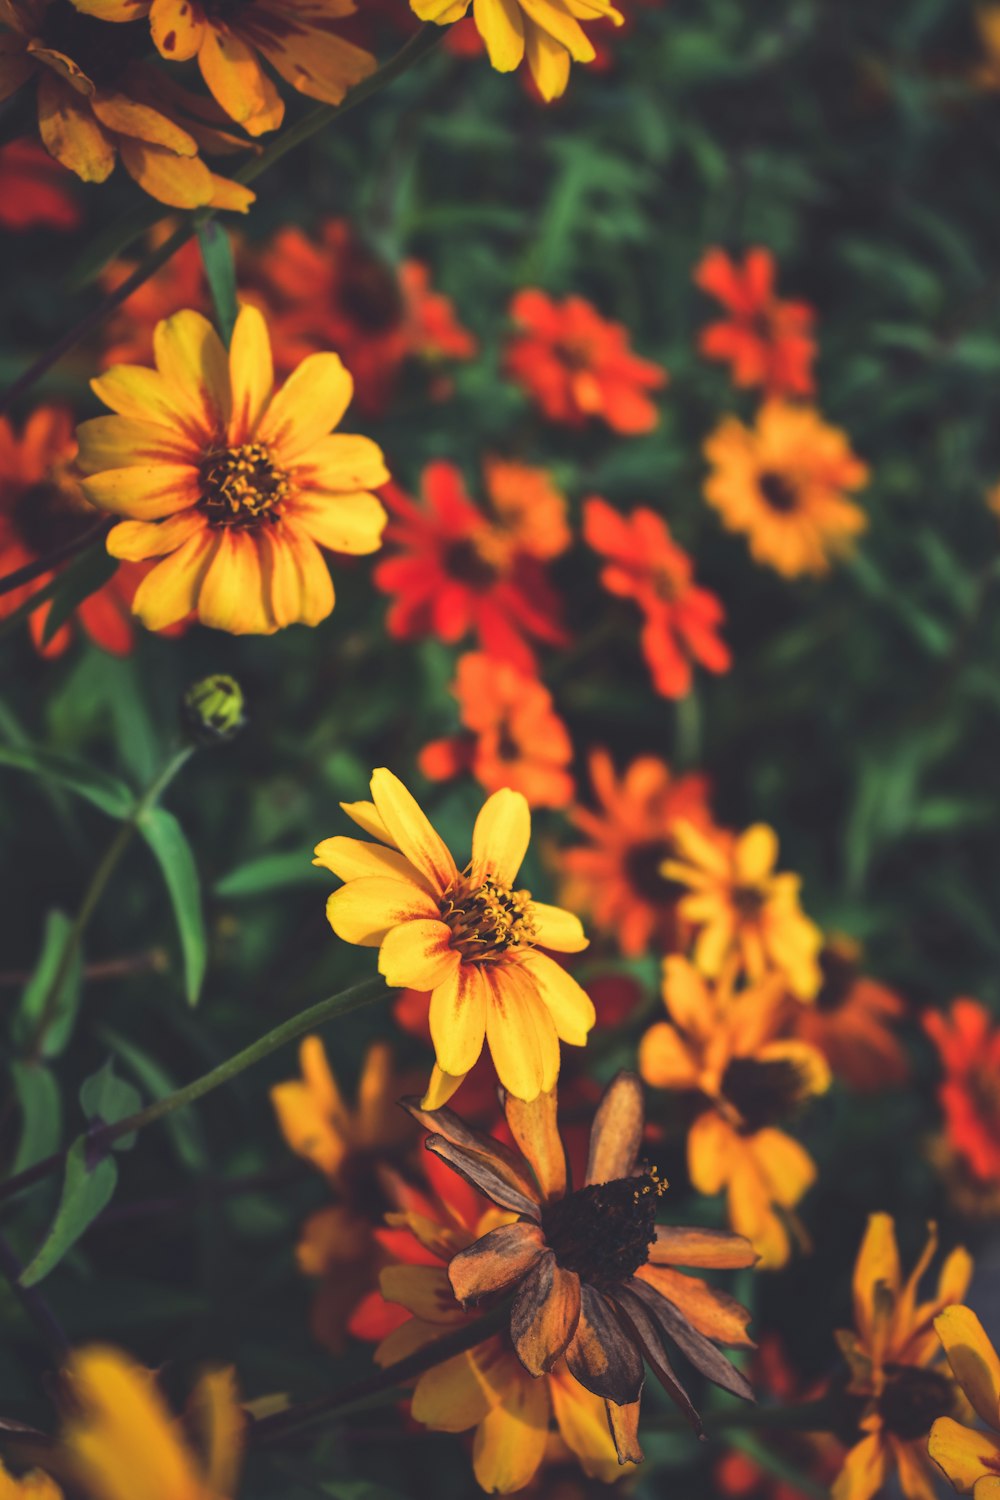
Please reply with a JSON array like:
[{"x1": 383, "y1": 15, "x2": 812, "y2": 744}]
[
  {"x1": 694, "y1": 248, "x2": 816, "y2": 397},
  {"x1": 924, "y1": 998, "x2": 1000, "y2": 1183},
  {"x1": 583, "y1": 497, "x2": 731, "y2": 698},
  {"x1": 505, "y1": 289, "x2": 667, "y2": 434}
]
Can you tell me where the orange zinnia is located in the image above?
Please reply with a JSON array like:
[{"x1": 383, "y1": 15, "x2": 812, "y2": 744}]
[
  {"x1": 704, "y1": 400, "x2": 868, "y2": 578},
  {"x1": 558, "y1": 749, "x2": 715, "y2": 958},
  {"x1": 419, "y1": 651, "x2": 574, "y2": 810},
  {"x1": 833, "y1": 1215, "x2": 971, "y2": 1500},
  {"x1": 0, "y1": 0, "x2": 254, "y2": 208},
  {"x1": 505, "y1": 290, "x2": 667, "y2": 434},
  {"x1": 924, "y1": 999, "x2": 1000, "y2": 1185},
  {"x1": 639, "y1": 958, "x2": 829, "y2": 1267},
  {"x1": 583, "y1": 496, "x2": 731, "y2": 698},
  {"x1": 72, "y1": 0, "x2": 375, "y2": 136},
  {"x1": 99, "y1": 229, "x2": 209, "y2": 368},
  {"x1": 412, "y1": 1074, "x2": 755, "y2": 1464},
  {"x1": 317, "y1": 769, "x2": 594, "y2": 1105},
  {"x1": 694, "y1": 247, "x2": 817, "y2": 397},
  {"x1": 374, "y1": 460, "x2": 568, "y2": 672},
  {"x1": 790, "y1": 935, "x2": 908, "y2": 1092},
  {"x1": 76, "y1": 305, "x2": 389, "y2": 634},
  {"x1": 664, "y1": 819, "x2": 823, "y2": 1000}
]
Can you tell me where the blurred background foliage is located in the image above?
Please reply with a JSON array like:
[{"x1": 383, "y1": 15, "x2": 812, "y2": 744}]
[{"x1": 3, "y1": 0, "x2": 1000, "y2": 1495}]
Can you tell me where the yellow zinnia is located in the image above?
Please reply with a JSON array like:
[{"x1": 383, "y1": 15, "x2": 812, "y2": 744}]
[
  {"x1": 317, "y1": 769, "x2": 595, "y2": 1105},
  {"x1": 412, "y1": 0, "x2": 623, "y2": 102},
  {"x1": 76, "y1": 304, "x2": 389, "y2": 634},
  {"x1": 930, "y1": 1305, "x2": 1000, "y2": 1498}
]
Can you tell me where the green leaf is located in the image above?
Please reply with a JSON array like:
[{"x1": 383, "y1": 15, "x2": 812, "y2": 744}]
[
  {"x1": 214, "y1": 851, "x2": 324, "y2": 898},
  {"x1": 40, "y1": 548, "x2": 118, "y2": 648},
  {"x1": 100, "y1": 1027, "x2": 207, "y2": 1171},
  {"x1": 198, "y1": 221, "x2": 238, "y2": 345},
  {"x1": 0, "y1": 743, "x2": 132, "y2": 819},
  {"x1": 137, "y1": 806, "x2": 206, "y2": 1005},
  {"x1": 79, "y1": 1059, "x2": 142, "y2": 1151},
  {"x1": 11, "y1": 1062, "x2": 61, "y2": 1174},
  {"x1": 12, "y1": 911, "x2": 82, "y2": 1059},
  {"x1": 19, "y1": 1140, "x2": 117, "y2": 1288}
]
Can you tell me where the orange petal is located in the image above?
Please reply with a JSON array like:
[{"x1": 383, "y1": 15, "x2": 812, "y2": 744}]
[
  {"x1": 511, "y1": 1252, "x2": 581, "y2": 1375},
  {"x1": 585, "y1": 1071, "x2": 644, "y2": 1185},
  {"x1": 503, "y1": 1086, "x2": 566, "y2": 1201}
]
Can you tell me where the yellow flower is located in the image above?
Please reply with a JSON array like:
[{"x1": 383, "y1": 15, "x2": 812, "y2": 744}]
[
  {"x1": 76, "y1": 304, "x2": 389, "y2": 634},
  {"x1": 833, "y1": 1215, "x2": 972, "y2": 1500},
  {"x1": 71, "y1": 0, "x2": 375, "y2": 137},
  {"x1": 930, "y1": 1306, "x2": 1000, "y2": 1498},
  {"x1": 411, "y1": 0, "x2": 622, "y2": 102},
  {"x1": 0, "y1": 0, "x2": 254, "y2": 208},
  {"x1": 662, "y1": 820, "x2": 823, "y2": 1000},
  {"x1": 316, "y1": 768, "x2": 595, "y2": 1105},
  {"x1": 703, "y1": 399, "x2": 868, "y2": 578},
  {"x1": 0, "y1": 1462, "x2": 62, "y2": 1498},
  {"x1": 62, "y1": 1345, "x2": 243, "y2": 1500}
]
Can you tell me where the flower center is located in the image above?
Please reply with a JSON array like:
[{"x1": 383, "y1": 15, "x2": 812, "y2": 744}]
[
  {"x1": 877, "y1": 1366, "x2": 954, "y2": 1440},
  {"x1": 14, "y1": 479, "x2": 93, "y2": 555},
  {"x1": 731, "y1": 883, "x2": 766, "y2": 920},
  {"x1": 442, "y1": 537, "x2": 502, "y2": 588},
  {"x1": 721, "y1": 1057, "x2": 813, "y2": 1133},
  {"x1": 816, "y1": 945, "x2": 859, "y2": 1014},
  {"x1": 624, "y1": 838, "x2": 682, "y2": 905},
  {"x1": 757, "y1": 471, "x2": 798, "y2": 513},
  {"x1": 200, "y1": 443, "x2": 290, "y2": 527},
  {"x1": 557, "y1": 337, "x2": 596, "y2": 373},
  {"x1": 439, "y1": 874, "x2": 536, "y2": 962},
  {"x1": 541, "y1": 1172, "x2": 666, "y2": 1289},
  {"x1": 40, "y1": 0, "x2": 146, "y2": 87}
]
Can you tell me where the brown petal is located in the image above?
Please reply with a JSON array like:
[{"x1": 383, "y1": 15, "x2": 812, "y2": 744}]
[
  {"x1": 424, "y1": 1136, "x2": 541, "y2": 1220},
  {"x1": 448, "y1": 1222, "x2": 547, "y2": 1305},
  {"x1": 504, "y1": 1087, "x2": 567, "y2": 1202},
  {"x1": 511, "y1": 1252, "x2": 582, "y2": 1375},
  {"x1": 649, "y1": 1225, "x2": 758, "y2": 1269},
  {"x1": 606, "y1": 1397, "x2": 645, "y2": 1466},
  {"x1": 610, "y1": 1285, "x2": 703, "y2": 1435},
  {"x1": 565, "y1": 1283, "x2": 645, "y2": 1405},
  {"x1": 629, "y1": 1278, "x2": 754, "y2": 1404},
  {"x1": 403, "y1": 1096, "x2": 540, "y2": 1204},
  {"x1": 636, "y1": 1264, "x2": 754, "y2": 1347},
  {"x1": 586, "y1": 1071, "x2": 645, "y2": 1186}
]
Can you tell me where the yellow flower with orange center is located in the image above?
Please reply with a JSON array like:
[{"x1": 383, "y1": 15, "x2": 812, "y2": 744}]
[
  {"x1": 703, "y1": 400, "x2": 869, "y2": 578},
  {"x1": 75, "y1": 304, "x2": 389, "y2": 634},
  {"x1": 930, "y1": 1304, "x2": 1000, "y2": 1498},
  {"x1": 663, "y1": 819, "x2": 823, "y2": 1000},
  {"x1": 639, "y1": 957, "x2": 829, "y2": 1268},
  {"x1": 316, "y1": 768, "x2": 595, "y2": 1106},
  {"x1": 411, "y1": 0, "x2": 623, "y2": 102},
  {"x1": 833, "y1": 1215, "x2": 971, "y2": 1500}
]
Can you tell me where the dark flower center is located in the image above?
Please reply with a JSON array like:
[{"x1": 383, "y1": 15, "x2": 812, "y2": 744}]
[
  {"x1": 721, "y1": 1057, "x2": 811, "y2": 1133},
  {"x1": 442, "y1": 538, "x2": 500, "y2": 588},
  {"x1": 758, "y1": 471, "x2": 798, "y2": 513},
  {"x1": 40, "y1": 0, "x2": 147, "y2": 88},
  {"x1": 624, "y1": 839, "x2": 682, "y2": 905},
  {"x1": 439, "y1": 874, "x2": 536, "y2": 961},
  {"x1": 541, "y1": 1173, "x2": 665, "y2": 1289},
  {"x1": 877, "y1": 1366, "x2": 954, "y2": 1440},
  {"x1": 342, "y1": 258, "x2": 404, "y2": 335},
  {"x1": 200, "y1": 442, "x2": 290, "y2": 527},
  {"x1": 496, "y1": 724, "x2": 520, "y2": 763},
  {"x1": 816, "y1": 945, "x2": 859, "y2": 1014},
  {"x1": 14, "y1": 481, "x2": 93, "y2": 555},
  {"x1": 731, "y1": 883, "x2": 766, "y2": 920}
]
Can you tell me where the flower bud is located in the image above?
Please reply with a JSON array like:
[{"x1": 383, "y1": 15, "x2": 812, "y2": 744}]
[{"x1": 182, "y1": 675, "x2": 246, "y2": 745}]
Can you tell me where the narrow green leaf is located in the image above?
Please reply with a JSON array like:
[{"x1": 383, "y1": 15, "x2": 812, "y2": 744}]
[
  {"x1": 40, "y1": 549, "x2": 118, "y2": 648},
  {"x1": 137, "y1": 805, "x2": 206, "y2": 1005},
  {"x1": 0, "y1": 743, "x2": 132, "y2": 819},
  {"x1": 12, "y1": 911, "x2": 82, "y2": 1059},
  {"x1": 99, "y1": 1027, "x2": 207, "y2": 1171},
  {"x1": 79, "y1": 1060, "x2": 142, "y2": 1152},
  {"x1": 19, "y1": 1140, "x2": 117, "y2": 1288},
  {"x1": 198, "y1": 221, "x2": 238, "y2": 346},
  {"x1": 214, "y1": 851, "x2": 324, "y2": 898},
  {"x1": 11, "y1": 1062, "x2": 61, "y2": 1174}
]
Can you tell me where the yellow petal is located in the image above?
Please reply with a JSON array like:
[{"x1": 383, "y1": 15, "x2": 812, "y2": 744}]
[
  {"x1": 325, "y1": 875, "x2": 441, "y2": 948},
  {"x1": 831, "y1": 1433, "x2": 888, "y2": 1500},
  {"x1": 150, "y1": 0, "x2": 205, "y2": 60},
  {"x1": 89, "y1": 365, "x2": 206, "y2": 431},
  {"x1": 852, "y1": 1213, "x2": 901, "y2": 1349},
  {"x1": 313, "y1": 835, "x2": 426, "y2": 886},
  {"x1": 257, "y1": 353, "x2": 355, "y2": 463},
  {"x1": 638, "y1": 1021, "x2": 700, "y2": 1091},
  {"x1": 275, "y1": 522, "x2": 335, "y2": 627},
  {"x1": 295, "y1": 433, "x2": 390, "y2": 492},
  {"x1": 471, "y1": 786, "x2": 530, "y2": 887},
  {"x1": 106, "y1": 511, "x2": 205, "y2": 561},
  {"x1": 472, "y1": 1363, "x2": 550, "y2": 1493},
  {"x1": 378, "y1": 918, "x2": 460, "y2": 989},
  {"x1": 504, "y1": 1087, "x2": 566, "y2": 1201},
  {"x1": 131, "y1": 528, "x2": 218, "y2": 630},
  {"x1": 473, "y1": 0, "x2": 525, "y2": 71},
  {"x1": 936, "y1": 1307, "x2": 1000, "y2": 1428},
  {"x1": 411, "y1": 1349, "x2": 496, "y2": 1433},
  {"x1": 187, "y1": 1367, "x2": 243, "y2": 1498},
  {"x1": 369, "y1": 768, "x2": 458, "y2": 894},
  {"x1": 228, "y1": 303, "x2": 273, "y2": 443},
  {"x1": 517, "y1": 951, "x2": 594, "y2": 1046},
  {"x1": 198, "y1": 24, "x2": 285, "y2": 135},
  {"x1": 523, "y1": 17, "x2": 572, "y2": 99},
  {"x1": 484, "y1": 963, "x2": 559, "y2": 1102},
  {"x1": 929, "y1": 1418, "x2": 1000, "y2": 1494},
  {"x1": 548, "y1": 1370, "x2": 622, "y2": 1481},
  {"x1": 292, "y1": 491, "x2": 388, "y2": 555},
  {"x1": 90, "y1": 90, "x2": 197, "y2": 153},
  {"x1": 661, "y1": 954, "x2": 714, "y2": 1035},
  {"x1": 37, "y1": 71, "x2": 114, "y2": 182},
  {"x1": 153, "y1": 309, "x2": 232, "y2": 432},
  {"x1": 420, "y1": 1063, "x2": 467, "y2": 1110},
  {"x1": 527, "y1": 902, "x2": 588, "y2": 954},
  {"x1": 429, "y1": 961, "x2": 489, "y2": 1077},
  {"x1": 117, "y1": 136, "x2": 215, "y2": 209},
  {"x1": 197, "y1": 528, "x2": 274, "y2": 634},
  {"x1": 734, "y1": 824, "x2": 779, "y2": 883},
  {"x1": 75, "y1": 414, "x2": 195, "y2": 471},
  {"x1": 82, "y1": 465, "x2": 202, "y2": 521}
]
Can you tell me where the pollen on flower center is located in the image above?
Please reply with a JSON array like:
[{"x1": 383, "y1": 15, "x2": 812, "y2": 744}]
[
  {"x1": 877, "y1": 1366, "x2": 954, "y2": 1440},
  {"x1": 541, "y1": 1172, "x2": 667, "y2": 1288},
  {"x1": 439, "y1": 873, "x2": 537, "y2": 961},
  {"x1": 758, "y1": 471, "x2": 799, "y2": 513},
  {"x1": 200, "y1": 442, "x2": 291, "y2": 527}
]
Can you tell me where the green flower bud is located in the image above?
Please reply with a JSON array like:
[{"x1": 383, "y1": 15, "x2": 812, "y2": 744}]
[{"x1": 182, "y1": 675, "x2": 246, "y2": 745}]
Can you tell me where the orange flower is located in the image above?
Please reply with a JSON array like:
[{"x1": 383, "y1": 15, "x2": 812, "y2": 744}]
[
  {"x1": 694, "y1": 248, "x2": 816, "y2": 397},
  {"x1": 789, "y1": 936, "x2": 908, "y2": 1092},
  {"x1": 0, "y1": 138, "x2": 79, "y2": 228},
  {"x1": 419, "y1": 652, "x2": 575, "y2": 810},
  {"x1": 76, "y1": 305, "x2": 389, "y2": 634},
  {"x1": 99, "y1": 229, "x2": 209, "y2": 368},
  {"x1": 374, "y1": 460, "x2": 568, "y2": 672},
  {"x1": 703, "y1": 400, "x2": 868, "y2": 578},
  {"x1": 924, "y1": 999, "x2": 1000, "y2": 1185},
  {"x1": 0, "y1": 1, "x2": 254, "y2": 208},
  {"x1": 411, "y1": 1074, "x2": 755, "y2": 1468},
  {"x1": 505, "y1": 290, "x2": 667, "y2": 434},
  {"x1": 663, "y1": 820, "x2": 823, "y2": 1000},
  {"x1": 832, "y1": 1215, "x2": 971, "y2": 1500},
  {"x1": 583, "y1": 497, "x2": 731, "y2": 698},
  {"x1": 72, "y1": 0, "x2": 375, "y2": 136},
  {"x1": 557, "y1": 749, "x2": 715, "y2": 958},
  {"x1": 639, "y1": 958, "x2": 829, "y2": 1267},
  {"x1": 399, "y1": 259, "x2": 478, "y2": 363},
  {"x1": 0, "y1": 405, "x2": 144, "y2": 657}
]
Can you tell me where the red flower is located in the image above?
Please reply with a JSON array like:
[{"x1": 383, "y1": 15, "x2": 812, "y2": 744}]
[
  {"x1": 0, "y1": 140, "x2": 80, "y2": 231},
  {"x1": 505, "y1": 289, "x2": 667, "y2": 434},
  {"x1": 399, "y1": 260, "x2": 478, "y2": 363},
  {"x1": 583, "y1": 497, "x2": 731, "y2": 698},
  {"x1": 694, "y1": 248, "x2": 816, "y2": 397},
  {"x1": 924, "y1": 999, "x2": 1000, "y2": 1182},
  {"x1": 374, "y1": 461, "x2": 568, "y2": 671}
]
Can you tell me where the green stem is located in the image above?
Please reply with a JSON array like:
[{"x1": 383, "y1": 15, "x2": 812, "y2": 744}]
[
  {"x1": 25, "y1": 745, "x2": 194, "y2": 1063},
  {"x1": 0, "y1": 976, "x2": 387, "y2": 1206}
]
